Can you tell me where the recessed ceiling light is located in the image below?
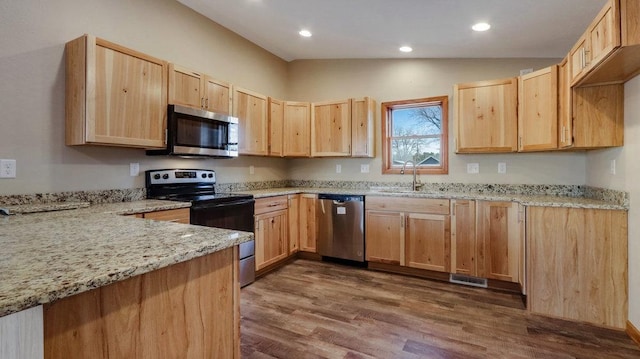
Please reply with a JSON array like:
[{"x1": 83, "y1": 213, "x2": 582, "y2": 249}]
[
  {"x1": 399, "y1": 46, "x2": 413, "y2": 53},
  {"x1": 299, "y1": 29, "x2": 312, "y2": 37},
  {"x1": 472, "y1": 22, "x2": 491, "y2": 32}
]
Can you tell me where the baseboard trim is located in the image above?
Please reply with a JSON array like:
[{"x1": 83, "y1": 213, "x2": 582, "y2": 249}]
[{"x1": 627, "y1": 320, "x2": 640, "y2": 347}]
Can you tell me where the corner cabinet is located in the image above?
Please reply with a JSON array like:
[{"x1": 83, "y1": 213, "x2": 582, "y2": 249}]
[
  {"x1": 518, "y1": 66, "x2": 558, "y2": 152},
  {"x1": 168, "y1": 63, "x2": 232, "y2": 114},
  {"x1": 234, "y1": 87, "x2": 269, "y2": 156},
  {"x1": 65, "y1": 34, "x2": 167, "y2": 149},
  {"x1": 311, "y1": 99, "x2": 352, "y2": 157},
  {"x1": 454, "y1": 78, "x2": 518, "y2": 153}
]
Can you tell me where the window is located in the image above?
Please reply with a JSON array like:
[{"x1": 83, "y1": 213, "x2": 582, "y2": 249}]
[{"x1": 382, "y1": 96, "x2": 448, "y2": 174}]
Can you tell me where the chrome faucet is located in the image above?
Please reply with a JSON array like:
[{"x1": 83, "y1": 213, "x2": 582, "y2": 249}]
[{"x1": 400, "y1": 160, "x2": 423, "y2": 191}]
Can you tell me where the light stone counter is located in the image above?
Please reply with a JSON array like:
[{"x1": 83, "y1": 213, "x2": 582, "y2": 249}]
[
  {"x1": 0, "y1": 200, "x2": 253, "y2": 317},
  {"x1": 235, "y1": 187, "x2": 628, "y2": 210}
]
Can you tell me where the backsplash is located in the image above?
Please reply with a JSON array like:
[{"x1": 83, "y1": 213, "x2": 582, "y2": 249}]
[
  {"x1": 0, "y1": 188, "x2": 146, "y2": 206},
  {"x1": 0, "y1": 181, "x2": 628, "y2": 208}
]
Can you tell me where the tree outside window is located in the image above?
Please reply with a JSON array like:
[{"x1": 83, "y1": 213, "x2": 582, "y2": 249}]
[{"x1": 382, "y1": 96, "x2": 448, "y2": 174}]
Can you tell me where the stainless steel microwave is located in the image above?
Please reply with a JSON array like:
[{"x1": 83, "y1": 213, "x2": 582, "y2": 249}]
[{"x1": 147, "y1": 105, "x2": 239, "y2": 158}]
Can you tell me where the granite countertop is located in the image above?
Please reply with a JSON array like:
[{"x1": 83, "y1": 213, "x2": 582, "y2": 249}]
[
  {"x1": 0, "y1": 200, "x2": 253, "y2": 317},
  {"x1": 235, "y1": 187, "x2": 628, "y2": 210}
]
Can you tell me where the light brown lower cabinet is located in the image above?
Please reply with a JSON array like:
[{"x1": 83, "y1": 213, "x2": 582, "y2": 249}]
[
  {"x1": 254, "y1": 196, "x2": 289, "y2": 271},
  {"x1": 44, "y1": 247, "x2": 240, "y2": 358},
  {"x1": 476, "y1": 201, "x2": 523, "y2": 284},
  {"x1": 287, "y1": 194, "x2": 300, "y2": 254},
  {"x1": 139, "y1": 208, "x2": 190, "y2": 224},
  {"x1": 527, "y1": 206, "x2": 628, "y2": 329},
  {"x1": 450, "y1": 200, "x2": 477, "y2": 276},
  {"x1": 299, "y1": 194, "x2": 317, "y2": 253},
  {"x1": 365, "y1": 196, "x2": 450, "y2": 272}
]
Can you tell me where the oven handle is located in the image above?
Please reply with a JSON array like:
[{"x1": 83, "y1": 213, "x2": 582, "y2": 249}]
[{"x1": 191, "y1": 198, "x2": 255, "y2": 210}]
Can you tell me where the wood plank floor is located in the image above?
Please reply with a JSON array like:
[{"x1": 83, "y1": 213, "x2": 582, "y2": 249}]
[{"x1": 240, "y1": 259, "x2": 640, "y2": 359}]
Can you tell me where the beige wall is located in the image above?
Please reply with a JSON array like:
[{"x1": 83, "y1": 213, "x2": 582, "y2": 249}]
[
  {"x1": 287, "y1": 59, "x2": 587, "y2": 185},
  {"x1": 585, "y1": 76, "x2": 640, "y2": 330},
  {"x1": 0, "y1": 0, "x2": 289, "y2": 195}
]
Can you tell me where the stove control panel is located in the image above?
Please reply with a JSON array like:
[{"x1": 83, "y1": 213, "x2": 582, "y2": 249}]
[{"x1": 146, "y1": 169, "x2": 216, "y2": 185}]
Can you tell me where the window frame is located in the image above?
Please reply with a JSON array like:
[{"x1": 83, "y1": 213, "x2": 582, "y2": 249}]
[{"x1": 381, "y1": 96, "x2": 449, "y2": 175}]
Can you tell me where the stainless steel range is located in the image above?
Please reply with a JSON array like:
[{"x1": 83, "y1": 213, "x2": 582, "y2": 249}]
[{"x1": 145, "y1": 169, "x2": 255, "y2": 287}]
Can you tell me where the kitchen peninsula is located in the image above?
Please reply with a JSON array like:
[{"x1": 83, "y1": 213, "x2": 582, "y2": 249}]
[{"x1": 0, "y1": 199, "x2": 252, "y2": 358}]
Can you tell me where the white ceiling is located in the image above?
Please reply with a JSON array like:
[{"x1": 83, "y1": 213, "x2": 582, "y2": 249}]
[{"x1": 178, "y1": 0, "x2": 607, "y2": 62}]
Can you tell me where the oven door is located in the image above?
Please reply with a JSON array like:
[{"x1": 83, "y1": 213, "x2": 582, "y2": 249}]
[{"x1": 190, "y1": 198, "x2": 256, "y2": 287}]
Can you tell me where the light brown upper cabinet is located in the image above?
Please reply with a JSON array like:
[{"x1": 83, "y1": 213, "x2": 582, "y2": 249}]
[
  {"x1": 570, "y1": 0, "x2": 640, "y2": 86},
  {"x1": 234, "y1": 87, "x2": 268, "y2": 156},
  {"x1": 454, "y1": 78, "x2": 518, "y2": 153},
  {"x1": 168, "y1": 64, "x2": 232, "y2": 114},
  {"x1": 283, "y1": 101, "x2": 311, "y2": 157},
  {"x1": 558, "y1": 58, "x2": 573, "y2": 148},
  {"x1": 311, "y1": 99, "x2": 352, "y2": 157},
  {"x1": 65, "y1": 34, "x2": 167, "y2": 149},
  {"x1": 560, "y1": 53, "x2": 624, "y2": 149},
  {"x1": 518, "y1": 66, "x2": 558, "y2": 152},
  {"x1": 351, "y1": 97, "x2": 376, "y2": 157},
  {"x1": 268, "y1": 98, "x2": 284, "y2": 157}
]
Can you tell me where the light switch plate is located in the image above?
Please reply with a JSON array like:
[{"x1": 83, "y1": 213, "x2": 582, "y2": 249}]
[
  {"x1": 249, "y1": 165, "x2": 255, "y2": 175},
  {"x1": 129, "y1": 163, "x2": 140, "y2": 177},
  {"x1": 467, "y1": 163, "x2": 479, "y2": 174},
  {"x1": 336, "y1": 164, "x2": 342, "y2": 174},
  {"x1": 0, "y1": 159, "x2": 16, "y2": 178},
  {"x1": 498, "y1": 162, "x2": 507, "y2": 174},
  {"x1": 610, "y1": 160, "x2": 616, "y2": 175}
]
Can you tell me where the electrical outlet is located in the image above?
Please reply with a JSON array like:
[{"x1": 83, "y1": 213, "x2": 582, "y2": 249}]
[
  {"x1": 610, "y1": 160, "x2": 616, "y2": 175},
  {"x1": 520, "y1": 68, "x2": 534, "y2": 76},
  {"x1": 249, "y1": 165, "x2": 255, "y2": 175},
  {"x1": 129, "y1": 163, "x2": 140, "y2": 177},
  {"x1": 467, "y1": 163, "x2": 479, "y2": 174},
  {"x1": 360, "y1": 164, "x2": 370, "y2": 173},
  {"x1": 0, "y1": 159, "x2": 16, "y2": 178},
  {"x1": 336, "y1": 164, "x2": 342, "y2": 174},
  {"x1": 498, "y1": 162, "x2": 507, "y2": 174}
]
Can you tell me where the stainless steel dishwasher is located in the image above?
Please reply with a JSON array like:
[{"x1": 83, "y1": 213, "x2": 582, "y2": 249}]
[{"x1": 317, "y1": 194, "x2": 365, "y2": 262}]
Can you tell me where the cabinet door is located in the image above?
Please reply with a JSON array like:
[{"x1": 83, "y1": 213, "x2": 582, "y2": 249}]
[
  {"x1": 454, "y1": 78, "x2": 517, "y2": 153},
  {"x1": 451, "y1": 200, "x2": 477, "y2": 276},
  {"x1": 283, "y1": 101, "x2": 311, "y2": 157},
  {"x1": 66, "y1": 35, "x2": 167, "y2": 148},
  {"x1": 572, "y1": 84, "x2": 623, "y2": 148},
  {"x1": 569, "y1": 35, "x2": 589, "y2": 84},
  {"x1": 527, "y1": 207, "x2": 627, "y2": 329},
  {"x1": 234, "y1": 87, "x2": 268, "y2": 156},
  {"x1": 476, "y1": 201, "x2": 522, "y2": 283},
  {"x1": 287, "y1": 194, "x2": 300, "y2": 254},
  {"x1": 143, "y1": 208, "x2": 190, "y2": 224},
  {"x1": 311, "y1": 99, "x2": 352, "y2": 156},
  {"x1": 268, "y1": 98, "x2": 284, "y2": 157},
  {"x1": 299, "y1": 194, "x2": 317, "y2": 252},
  {"x1": 365, "y1": 210, "x2": 404, "y2": 265},
  {"x1": 558, "y1": 57, "x2": 573, "y2": 148},
  {"x1": 405, "y1": 213, "x2": 451, "y2": 272},
  {"x1": 351, "y1": 97, "x2": 375, "y2": 157},
  {"x1": 588, "y1": 0, "x2": 620, "y2": 71},
  {"x1": 204, "y1": 77, "x2": 232, "y2": 115},
  {"x1": 255, "y1": 209, "x2": 288, "y2": 270},
  {"x1": 518, "y1": 66, "x2": 558, "y2": 152},
  {"x1": 168, "y1": 63, "x2": 203, "y2": 109}
]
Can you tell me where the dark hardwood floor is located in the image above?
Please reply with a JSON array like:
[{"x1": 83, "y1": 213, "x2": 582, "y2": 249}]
[{"x1": 240, "y1": 259, "x2": 640, "y2": 359}]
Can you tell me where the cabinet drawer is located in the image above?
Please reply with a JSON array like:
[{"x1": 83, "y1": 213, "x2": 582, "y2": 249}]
[
  {"x1": 143, "y1": 208, "x2": 190, "y2": 224},
  {"x1": 255, "y1": 195, "x2": 288, "y2": 215},
  {"x1": 366, "y1": 196, "x2": 450, "y2": 214}
]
